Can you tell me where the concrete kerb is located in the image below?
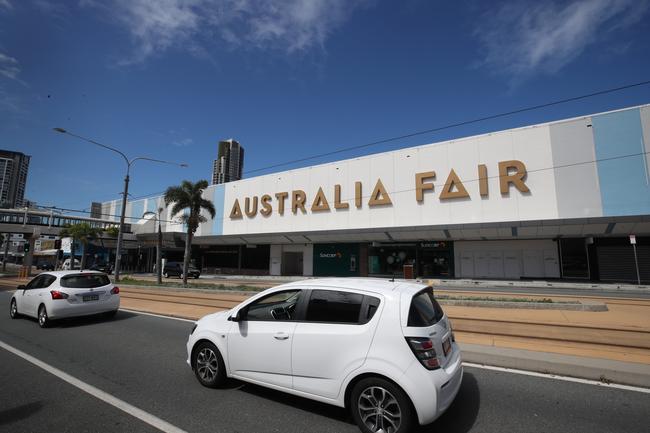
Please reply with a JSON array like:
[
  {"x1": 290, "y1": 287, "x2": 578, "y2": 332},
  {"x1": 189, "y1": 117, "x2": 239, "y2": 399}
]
[
  {"x1": 438, "y1": 299, "x2": 608, "y2": 311},
  {"x1": 432, "y1": 278, "x2": 650, "y2": 293},
  {"x1": 461, "y1": 343, "x2": 650, "y2": 388}
]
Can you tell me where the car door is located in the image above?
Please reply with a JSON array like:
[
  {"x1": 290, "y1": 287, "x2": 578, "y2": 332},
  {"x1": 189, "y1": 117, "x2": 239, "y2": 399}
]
[
  {"x1": 291, "y1": 289, "x2": 381, "y2": 399},
  {"x1": 20, "y1": 275, "x2": 45, "y2": 317},
  {"x1": 227, "y1": 289, "x2": 304, "y2": 389}
]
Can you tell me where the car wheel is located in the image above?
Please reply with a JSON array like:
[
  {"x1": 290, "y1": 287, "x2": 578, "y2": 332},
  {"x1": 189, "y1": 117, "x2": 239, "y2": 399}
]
[
  {"x1": 192, "y1": 341, "x2": 226, "y2": 388},
  {"x1": 180, "y1": 273, "x2": 184, "y2": 280},
  {"x1": 350, "y1": 378, "x2": 414, "y2": 433},
  {"x1": 10, "y1": 299, "x2": 19, "y2": 319},
  {"x1": 194, "y1": 275, "x2": 200, "y2": 279},
  {"x1": 38, "y1": 305, "x2": 50, "y2": 328}
]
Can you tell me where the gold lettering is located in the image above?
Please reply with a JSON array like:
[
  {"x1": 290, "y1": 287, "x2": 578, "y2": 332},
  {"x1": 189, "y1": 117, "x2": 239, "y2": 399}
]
[
  {"x1": 275, "y1": 192, "x2": 288, "y2": 215},
  {"x1": 244, "y1": 196, "x2": 258, "y2": 217},
  {"x1": 292, "y1": 190, "x2": 306, "y2": 214},
  {"x1": 229, "y1": 199, "x2": 243, "y2": 219},
  {"x1": 439, "y1": 169, "x2": 469, "y2": 200},
  {"x1": 415, "y1": 171, "x2": 436, "y2": 202},
  {"x1": 260, "y1": 194, "x2": 272, "y2": 216},
  {"x1": 334, "y1": 184, "x2": 349, "y2": 209},
  {"x1": 478, "y1": 164, "x2": 488, "y2": 197},
  {"x1": 499, "y1": 160, "x2": 530, "y2": 195},
  {"x1": 368, "y1": 179, "x2": 392, "y2": 206},
  {"x1": 311, "y1": 187, "x2": 330, "y2": 212},
  {"x1": 355, "y1": 182, "x2": 362, "y2": 208}
]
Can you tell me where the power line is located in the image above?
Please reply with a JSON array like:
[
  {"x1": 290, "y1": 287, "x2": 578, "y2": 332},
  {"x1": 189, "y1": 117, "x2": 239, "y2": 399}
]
[
  {"x1": 244, "y1": 79, "x2": 650, "y2": 175},
  {"x1": 75, "y1": 80, "x2": 650, "y2": 205}
]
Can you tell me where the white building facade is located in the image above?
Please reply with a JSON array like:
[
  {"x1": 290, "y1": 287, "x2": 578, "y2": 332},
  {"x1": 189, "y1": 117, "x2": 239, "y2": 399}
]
[{"x1": 105, "y1": 105, "x2": 650, "y2": 283}]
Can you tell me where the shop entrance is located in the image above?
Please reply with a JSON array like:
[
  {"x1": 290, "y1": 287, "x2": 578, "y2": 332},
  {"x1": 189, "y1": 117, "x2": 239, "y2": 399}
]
[
  {"x1": 418, "y1": 241, "x2": 454, "y2": 278},
  {"x1": 282, "y1": 251, "x2": 304, "y2": 276}
]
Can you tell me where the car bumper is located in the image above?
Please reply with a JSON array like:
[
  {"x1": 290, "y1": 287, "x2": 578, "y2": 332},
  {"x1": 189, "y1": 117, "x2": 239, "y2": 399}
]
[
  {"x1": 401, "y1": 342, "x2": 463, "y2": 425},
  {"x1": 48, "y1": 296, "x2": 120, "y2": 319}
]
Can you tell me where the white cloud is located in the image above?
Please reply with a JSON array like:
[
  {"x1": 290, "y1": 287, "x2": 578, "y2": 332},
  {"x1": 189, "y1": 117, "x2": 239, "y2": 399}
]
[
  {"x1": 0, "y1": 52, "x2": 20, "y2": 80},
  {"x1": 83, "y1": 0, "x2": 369, "y2": 64},
  {"x1": 474, "y1": 0, "x2": 649, "y2": 78},
  {"x1": 0, "y1": 0, "x2": 12, "y2": 11},
  {"x1": 173, "y1": 137, "x2": 193, "y2": 146}
]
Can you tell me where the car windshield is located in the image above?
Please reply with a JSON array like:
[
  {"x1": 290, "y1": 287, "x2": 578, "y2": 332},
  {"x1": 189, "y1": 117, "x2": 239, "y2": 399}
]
[{"x1": 60, "y1": 273, "x2": 111, "y2": 288}]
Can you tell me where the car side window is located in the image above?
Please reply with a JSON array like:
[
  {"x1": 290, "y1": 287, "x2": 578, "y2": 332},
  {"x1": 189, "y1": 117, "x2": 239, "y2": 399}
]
[
  {"x1": 244, "y1": 290, "x2": 302, "y2": 321},
  {"x1": 305, "y1": 290, "x2": 364, "y2": 324},
  {"x1": 41, "y1": 275, "x2": 57, "y2": 288},
  {"x1": 25, "y1": 275, "x2": 44, "y2": 290}
]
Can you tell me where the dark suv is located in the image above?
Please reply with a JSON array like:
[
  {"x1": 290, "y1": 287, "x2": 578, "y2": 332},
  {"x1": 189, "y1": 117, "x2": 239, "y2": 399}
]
[{"x1": 163, "y1": 262, "x2": 200, "y2": 279}]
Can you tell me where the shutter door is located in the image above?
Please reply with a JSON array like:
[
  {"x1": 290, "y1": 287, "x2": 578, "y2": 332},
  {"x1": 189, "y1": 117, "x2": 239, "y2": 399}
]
[{"x1": 596, "y1": 245, "x2": 650, "y2": 283}]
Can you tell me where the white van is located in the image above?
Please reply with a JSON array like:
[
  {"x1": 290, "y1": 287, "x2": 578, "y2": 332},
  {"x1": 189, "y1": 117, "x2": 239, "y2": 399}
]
[{"x1": 61, "y1": 258, "x2": 80, "y2": 270}]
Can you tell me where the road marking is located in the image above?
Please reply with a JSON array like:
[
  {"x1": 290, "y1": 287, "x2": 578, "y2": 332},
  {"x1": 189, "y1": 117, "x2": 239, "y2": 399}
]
[
  {"x1": 120, "y1": 308, "x2": 196, "y2": 323},
  {"x1": 0, "y1": 340, "x2": 188, "y2": 433},
  {"x1": 464, "y1": 362, "x2": 650, "y2": 394}
]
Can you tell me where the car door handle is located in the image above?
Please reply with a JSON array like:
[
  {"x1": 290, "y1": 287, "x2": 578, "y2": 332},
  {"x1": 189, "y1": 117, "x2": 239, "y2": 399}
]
[{"x1": 273, "y1": 332, "x2": 290, "y2": 340}]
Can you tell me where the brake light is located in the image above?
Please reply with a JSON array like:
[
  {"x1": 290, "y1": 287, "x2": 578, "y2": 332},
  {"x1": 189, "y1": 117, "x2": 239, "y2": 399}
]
[
  {"x1": 111, "y1": 286, "x2": 120, "y2": 295},
  {"x1": 406, "y1": 337, "x2": 440, "y2": 370},
  {"x1": 50, "y1": 290, "x2": 69, "y2": 300}
]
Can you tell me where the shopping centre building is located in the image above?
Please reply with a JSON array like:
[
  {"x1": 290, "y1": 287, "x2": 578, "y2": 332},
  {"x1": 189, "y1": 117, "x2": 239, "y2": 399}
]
[{"x1": 102, "y1": 104, "x2": 650, "y2": 283}]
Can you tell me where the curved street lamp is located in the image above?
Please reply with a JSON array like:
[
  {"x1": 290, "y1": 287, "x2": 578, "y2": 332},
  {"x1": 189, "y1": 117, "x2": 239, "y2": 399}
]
[{"x1": 53, "y1": 128, "x2": 188, "y2": 281}]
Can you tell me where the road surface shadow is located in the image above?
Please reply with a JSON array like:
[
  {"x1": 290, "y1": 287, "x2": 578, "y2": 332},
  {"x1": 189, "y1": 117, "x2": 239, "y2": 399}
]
[
  {"x1": 0, "y1": 401, "x2": 44, "y2": 426},
  {"x1": 233, "y1": 371, "x2": 481, "y2": 431},
  {"x1": 13, "y1": 310, "x2": 137, "y2": 328}
]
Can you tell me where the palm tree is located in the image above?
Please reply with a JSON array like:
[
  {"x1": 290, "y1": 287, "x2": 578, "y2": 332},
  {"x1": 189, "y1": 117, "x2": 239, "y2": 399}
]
[
  {"x1": 164, "y1": 180, "x2": 215, "y2": 285},
  {"x1": 60, "y1": 223, "x2": 101, "y2": 270}
]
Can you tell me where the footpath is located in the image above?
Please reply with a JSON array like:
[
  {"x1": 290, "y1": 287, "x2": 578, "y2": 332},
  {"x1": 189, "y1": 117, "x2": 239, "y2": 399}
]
[{"x1": 3, "y1": 274, "x2": 650, "y2": 388}]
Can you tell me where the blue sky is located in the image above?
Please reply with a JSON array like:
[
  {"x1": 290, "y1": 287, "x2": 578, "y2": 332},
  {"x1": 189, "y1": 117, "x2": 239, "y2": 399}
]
[{"x1": 1, "y1": 0, "x2": 649, "y2": 215}]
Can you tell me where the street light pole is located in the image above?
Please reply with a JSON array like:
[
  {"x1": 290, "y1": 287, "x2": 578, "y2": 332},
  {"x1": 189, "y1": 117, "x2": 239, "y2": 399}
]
[
  {"x1": 53, "y1": 128, "x2": 187, "y2": 282},
  {"x1": 144, "y1": 209, "x2": 163, "y2": 285}
]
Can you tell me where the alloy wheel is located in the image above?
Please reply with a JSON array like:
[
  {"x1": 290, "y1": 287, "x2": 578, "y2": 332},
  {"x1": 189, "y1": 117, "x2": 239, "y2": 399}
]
[
  {"x1": 10, "y1": 300, "x2": 17, "y2": 318},
  {"x1": 196, "y1": 347, "x2": 218, "y2": 382},
  {"x1": 358, "y1": 386, "x2": 402, "y2": 433},
  {"x1": 38, "y1": 306, "x2": 48, "y2": 327}
]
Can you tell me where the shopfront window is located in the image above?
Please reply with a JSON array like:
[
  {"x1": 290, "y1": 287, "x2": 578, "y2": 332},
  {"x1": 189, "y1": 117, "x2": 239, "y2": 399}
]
[{"x1": 368, "y1": 244, "x2": 416, "y2": 276}]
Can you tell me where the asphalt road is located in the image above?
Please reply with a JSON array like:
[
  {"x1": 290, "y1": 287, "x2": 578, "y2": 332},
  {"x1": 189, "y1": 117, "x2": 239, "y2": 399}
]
[{"x1": 1, "y1": 290, "x2": 649, "y2": 433}]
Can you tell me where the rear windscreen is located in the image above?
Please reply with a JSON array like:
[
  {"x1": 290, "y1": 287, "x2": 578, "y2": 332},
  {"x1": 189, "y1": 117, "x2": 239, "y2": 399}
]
[
  {"x1": 407, "y1": 287, "x2": 445, "y2": 327},
  {"x1": 60, "y1": 274, "x2": 111, "y2": 288}
]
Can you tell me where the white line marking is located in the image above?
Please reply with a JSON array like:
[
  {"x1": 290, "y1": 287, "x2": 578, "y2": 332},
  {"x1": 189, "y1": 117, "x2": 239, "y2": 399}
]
[
  {"x1": 463, "y1": 362, "x2": 650, "y2": 394},
  {"x1": 0, "y1": 340, "x2": 188, "y2": 433},
  {"x1": 120, "y1": 308, "x2": 196, "y2": 323}
]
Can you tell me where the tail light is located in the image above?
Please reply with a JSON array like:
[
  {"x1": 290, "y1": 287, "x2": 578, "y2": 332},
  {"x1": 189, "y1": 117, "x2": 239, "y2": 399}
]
[
  {"x1": 50, "y1": 290, "x2": 69, "y2": 300},
  {"x1": 111, "y1": 286, "x2": 120, "y2": 295},
  {"x1": 406, "y1": 337, "x2": 440, "y2": 370}
]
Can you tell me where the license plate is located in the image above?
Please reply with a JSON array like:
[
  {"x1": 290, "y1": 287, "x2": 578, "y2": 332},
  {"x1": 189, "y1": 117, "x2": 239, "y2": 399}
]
[
  {"x1": 442, "y1": 337, "x2": 452, "y2": 356},
  {"x1": 83, "y1": 295, "x2": 99, "y2": 302}
]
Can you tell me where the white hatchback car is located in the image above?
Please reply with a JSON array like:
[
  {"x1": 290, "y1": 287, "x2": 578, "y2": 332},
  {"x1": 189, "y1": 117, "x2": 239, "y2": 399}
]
[
  {"x1": 186, "y1": 278, "x2": 462, "y2": 433},
  {"x1": 9, "y1": 271, "x2": 120, "y2": 328}
]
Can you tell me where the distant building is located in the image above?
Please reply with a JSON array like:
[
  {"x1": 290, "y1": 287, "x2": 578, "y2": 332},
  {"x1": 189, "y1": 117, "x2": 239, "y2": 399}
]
[
  {"x1": 0, "y1": 149, "x2": 30, "y2": 208},
  {"x1": 90, "y1": 201, "x2": 102, "y2": 219},
  {"x1": 23, "y1": 199, "x2": 38, "y2": 209},
  {"x1": 212, "y1": 139, "x2": 244, "y2": 184}
]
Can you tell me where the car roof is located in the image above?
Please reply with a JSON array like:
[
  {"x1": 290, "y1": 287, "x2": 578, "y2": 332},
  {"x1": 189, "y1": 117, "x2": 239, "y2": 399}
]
[
  {"x1": 279, "y1": 277, "x2": 429, "y2": 296},
  {"x1": 38, "y1": 270, "x2": 107, "y2": 278}
]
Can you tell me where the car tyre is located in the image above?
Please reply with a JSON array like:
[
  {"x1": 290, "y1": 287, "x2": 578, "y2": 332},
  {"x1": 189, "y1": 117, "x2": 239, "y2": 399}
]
[
  {"x1": 194, "y1": 275, "x2": 200, "y2": 279},
  {"x1": 192, "y1": 341, "x2": 226, "y2": 388},
  {"x1": 350, "y1": 377, "x2": 414, "y2": 433},
  {"x1": 38, "y1": 305, "x2": 50, "y2": 328},
  {"x1": 10, "y1": 298, "x2": 19, "y2": 319}
]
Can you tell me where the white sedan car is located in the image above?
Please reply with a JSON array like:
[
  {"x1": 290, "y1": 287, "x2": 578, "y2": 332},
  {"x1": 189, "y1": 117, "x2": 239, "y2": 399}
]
[
  {"x1": 187, "y1": 278, "x2": 462, "y2": 433},
  {"x1": 9, "y1": 270, "x2": 120, "y2": 328}
]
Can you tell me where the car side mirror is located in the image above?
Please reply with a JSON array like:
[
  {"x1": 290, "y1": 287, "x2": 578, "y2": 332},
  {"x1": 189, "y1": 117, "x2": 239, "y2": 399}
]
[
  {"x1": 18, "y1": 285, "x2": 26, "y2": 291},
  {"x1": 228, "y1": 309, "x2": 244, "y2": 322}
]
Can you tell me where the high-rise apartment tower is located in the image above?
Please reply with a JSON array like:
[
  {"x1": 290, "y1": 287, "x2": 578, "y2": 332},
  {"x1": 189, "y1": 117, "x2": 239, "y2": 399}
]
[
  {"x1": 0, "y1": 149, "x2": 30, "y2": 208},
  {"x1": 212, "y1": 139, "x2": 244, "y2": 184}
]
